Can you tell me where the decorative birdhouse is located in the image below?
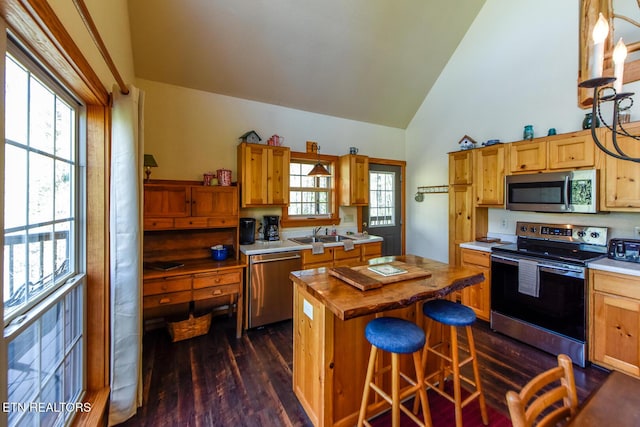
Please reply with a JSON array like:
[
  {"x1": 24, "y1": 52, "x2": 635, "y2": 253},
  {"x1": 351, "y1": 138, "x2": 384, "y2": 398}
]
[
  {"x1": 457, "y1": 135, "x2": 477, "y2": 150},
  {"x1": 239, "y1": 130, "x2": 262, "y2": 143}
]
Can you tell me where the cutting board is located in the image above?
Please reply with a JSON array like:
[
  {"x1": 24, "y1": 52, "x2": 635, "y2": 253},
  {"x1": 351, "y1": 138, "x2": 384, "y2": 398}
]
[{"x1": 328, "y1": 262, "x2": 431, "y2": 291}]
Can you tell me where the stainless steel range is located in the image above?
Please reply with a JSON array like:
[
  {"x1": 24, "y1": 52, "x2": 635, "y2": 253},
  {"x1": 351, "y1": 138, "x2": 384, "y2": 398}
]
[{"x1": 490, "y1": 221, "x2": 608, "y2": 367}]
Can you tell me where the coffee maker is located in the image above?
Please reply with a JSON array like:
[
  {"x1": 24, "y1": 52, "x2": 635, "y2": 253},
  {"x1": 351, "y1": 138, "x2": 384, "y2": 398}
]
[{"x1": 263, "y1": 215, "x2": 280, "y2": 241}]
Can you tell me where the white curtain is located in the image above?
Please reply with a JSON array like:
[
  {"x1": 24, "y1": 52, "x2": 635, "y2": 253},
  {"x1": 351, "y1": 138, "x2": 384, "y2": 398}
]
[{"x1": 109, "y1": 85, "x2": 145, "y2": 425}]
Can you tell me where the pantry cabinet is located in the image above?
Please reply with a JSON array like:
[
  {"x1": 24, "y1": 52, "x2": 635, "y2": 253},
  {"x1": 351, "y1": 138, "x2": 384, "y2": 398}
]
[
  {"x1": 448, "y1": 185, "x2": 474, "y2": 267},
  {"x1": 449, "y1": 150, "x2": 473, "y2": 185},
  {"x1": 590, "y1": 269, "x2": 640, "y2": 377},
  {"x1": 339, "y1": 154, "x2": 369, "y2": 206},
  {"x1": 237, "y1": 142, "x2": 290, "y2": 207},
  {"x1": 473, "y1": 144, "x2": 505, "y2": 206},
  {"x1": 460, "y1": 248, "x2": 491, "y2": 321}
]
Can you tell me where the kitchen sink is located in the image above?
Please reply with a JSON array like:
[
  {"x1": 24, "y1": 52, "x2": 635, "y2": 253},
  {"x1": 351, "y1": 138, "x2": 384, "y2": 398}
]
[{"x1": 289, "y1": 235, "x2": 354, "y2": 245}]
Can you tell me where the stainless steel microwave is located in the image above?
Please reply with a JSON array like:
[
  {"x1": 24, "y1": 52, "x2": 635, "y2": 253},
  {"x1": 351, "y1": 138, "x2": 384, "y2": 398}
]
[{"x1": 505, "y1": 169, "x2": 598, "y2": 213}]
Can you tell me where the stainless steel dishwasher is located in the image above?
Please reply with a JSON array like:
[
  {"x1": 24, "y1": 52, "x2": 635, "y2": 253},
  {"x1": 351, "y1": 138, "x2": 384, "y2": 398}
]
[{"x1": 247, "y1": 251, "x2": 302, "y2": 328}]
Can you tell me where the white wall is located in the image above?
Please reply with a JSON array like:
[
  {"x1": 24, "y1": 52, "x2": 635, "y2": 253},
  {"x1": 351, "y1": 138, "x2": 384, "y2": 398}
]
[
  {"x1": 406, "y1": 0, "x2": 640, "y2": 262},
  {"x1": 137, "y1": 78, "x2": 405, "y2": 181}
]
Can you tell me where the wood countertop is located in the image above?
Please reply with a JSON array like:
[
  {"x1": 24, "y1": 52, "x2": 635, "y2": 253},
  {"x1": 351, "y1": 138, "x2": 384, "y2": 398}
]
[{"x1": 289, "y1": 254, "x2": 485, "y2": 320}]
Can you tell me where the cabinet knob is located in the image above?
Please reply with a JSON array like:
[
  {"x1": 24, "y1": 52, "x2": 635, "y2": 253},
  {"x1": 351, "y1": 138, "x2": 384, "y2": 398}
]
[
  {"x1": 212, "y1": 289, "x2": 222, "y2": 296},
  {"x1": 159, "y1": 297, "x2": 171, "y2": 304}
]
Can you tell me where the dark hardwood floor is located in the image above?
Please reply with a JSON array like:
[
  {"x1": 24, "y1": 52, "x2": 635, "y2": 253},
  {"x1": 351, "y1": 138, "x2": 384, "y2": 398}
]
[{"x1": 118, "y1": 314, "x2": 609, "y2": 426}]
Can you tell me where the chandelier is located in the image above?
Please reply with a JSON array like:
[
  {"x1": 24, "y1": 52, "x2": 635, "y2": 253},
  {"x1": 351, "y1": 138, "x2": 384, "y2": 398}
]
[{"x1": 578, "y1": 13, "x2": 640, "y2": 163}]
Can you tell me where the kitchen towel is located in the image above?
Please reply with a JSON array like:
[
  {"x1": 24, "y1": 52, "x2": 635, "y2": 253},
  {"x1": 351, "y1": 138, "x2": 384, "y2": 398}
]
[
  {"x1": 312, "y1": 242, "x2": 324, "y2": 255},
  {"x1": 518, "y1": 259, "x2": 539, "y2": 298},
  {"x1": 343, "y1": 239, "x2": 355, "y2": 251}
]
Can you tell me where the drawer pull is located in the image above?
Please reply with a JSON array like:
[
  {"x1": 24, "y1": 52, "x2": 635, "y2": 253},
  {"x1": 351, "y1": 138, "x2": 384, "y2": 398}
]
[
  {"x1": 212, "y1": 289, "x2": 223, "y2": 296},
  {"x1": 159, "y1": 297, "x2": 171, "y2": 304},
  {"x1": 215, "y1": 278, "x2": 221, "y2": 283}
]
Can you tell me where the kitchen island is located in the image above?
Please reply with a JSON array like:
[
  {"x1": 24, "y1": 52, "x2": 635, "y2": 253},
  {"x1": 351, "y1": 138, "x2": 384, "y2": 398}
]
[{"x1": 289, "y1": 254, "x2": 484, "y2": 427}]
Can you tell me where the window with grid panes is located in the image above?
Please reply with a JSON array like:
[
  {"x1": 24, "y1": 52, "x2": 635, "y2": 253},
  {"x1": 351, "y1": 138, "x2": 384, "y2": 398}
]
[
  {"x1": 288, "y1": 160, "x2": 332, "y2": 217},
  {"x1": 369, "y1": 171, "x2": 395, "y2": 226},
  {"x1": 4, "y1": 42, "x2": 86, "y2": 427}
]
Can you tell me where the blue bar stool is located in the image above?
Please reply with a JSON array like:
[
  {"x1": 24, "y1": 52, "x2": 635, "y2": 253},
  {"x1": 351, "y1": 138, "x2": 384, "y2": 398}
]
[
  {"x1": 416, "y1": 299, "x2": 488, "y2": 427},
  {"x1": 357, "y1": 317, "x2": 432, "y2": 427}
]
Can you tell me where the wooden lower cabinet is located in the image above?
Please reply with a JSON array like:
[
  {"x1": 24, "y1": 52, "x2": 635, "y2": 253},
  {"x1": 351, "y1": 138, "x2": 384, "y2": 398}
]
[
  {"x1": 460, "y1": 248, "x2": 491, "y2": 321},
  {"x1": 590, "y1": 269, "x2": 640, "y2": 377},
  {"x1": 143, "y1": 265, "x2": 244, "y2": 338},
  {"x1": 300, "y1": 241, "x2": 382, "y2": 269},
  {"x1": 293, "y1": 285, "x2": 437, "y2": 427}
]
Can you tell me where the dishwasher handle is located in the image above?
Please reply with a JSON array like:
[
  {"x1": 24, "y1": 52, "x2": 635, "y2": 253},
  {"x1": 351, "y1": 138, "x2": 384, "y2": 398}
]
[{"x1": 250, "y1": 253, "x2": 301, "y2": 264}]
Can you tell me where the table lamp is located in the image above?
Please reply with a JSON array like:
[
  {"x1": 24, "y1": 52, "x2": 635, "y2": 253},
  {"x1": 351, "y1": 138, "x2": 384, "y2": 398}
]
[{"x1": 144, "y1": 154, "x2": 158, "y2": 181}]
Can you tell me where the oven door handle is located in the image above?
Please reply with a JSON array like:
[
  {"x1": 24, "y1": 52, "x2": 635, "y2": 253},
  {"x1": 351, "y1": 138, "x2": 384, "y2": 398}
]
[
  {"x1": 491, "y1": 254, "x2": 520, "y2": 266},
  {"x1": 538, "y1": 265, "x2": 585, "y2": 279}
]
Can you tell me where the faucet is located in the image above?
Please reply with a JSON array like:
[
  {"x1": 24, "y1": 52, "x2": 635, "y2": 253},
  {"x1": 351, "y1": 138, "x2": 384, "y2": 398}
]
[{"x1": 312, "y1": 226, "x2": 322, "y2": 238}]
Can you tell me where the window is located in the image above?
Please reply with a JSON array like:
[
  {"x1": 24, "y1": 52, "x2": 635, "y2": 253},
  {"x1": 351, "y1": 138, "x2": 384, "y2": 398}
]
[
  {"x1": 369, "y1": 171, "x2": 395, "y2": 226},
  {"x1": 4, "y1": 42, "x2": 85, "y2": 427},
  {"x1": 288, "y1": 159, "x2": 332, "y2": 217}
]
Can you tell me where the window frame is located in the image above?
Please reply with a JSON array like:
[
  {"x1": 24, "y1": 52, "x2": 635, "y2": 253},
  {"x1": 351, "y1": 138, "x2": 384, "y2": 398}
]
[
  {"x1": 4, "y1": 42, "x2": 85, "y2": 325},
  {"x1": 280, "y1": 151, "x2": 341, "y2": 228}
]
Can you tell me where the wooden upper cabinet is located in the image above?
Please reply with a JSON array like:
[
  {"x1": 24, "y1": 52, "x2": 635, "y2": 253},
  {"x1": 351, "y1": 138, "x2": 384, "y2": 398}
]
[
  {"x1": 449, "y1": 151, "x2": 472, "y2": 185},
  {"x1": 144, "y1": 184, "x2": 190, "y2": 217},
  {"x1": 473, "y1": 145, "x2": 505, "y2": 206},
  {"x1": 144, "y1": 182, "x2": 239, "y2": 230},
  {"x1": 548, "y1": 130, "x2": 596, "y2": 170},
  {"x1": 237, "y1": 142, "x2": 290, "y2": 207},
  {"x1": 603, "y1": 122, "x2": 640, "y2": 210},
  {"x1": 191, "y1": 186, "x2": 238, "y2": 217},
  {"x1": 339, "y1": 154, "x2": 369, "y2": 206},
  {"x1": 509, "y1": 139, "x2": 547, "y2": 173}
]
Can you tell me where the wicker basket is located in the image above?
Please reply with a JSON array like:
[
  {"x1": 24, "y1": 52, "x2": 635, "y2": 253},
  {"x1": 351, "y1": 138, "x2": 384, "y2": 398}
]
[{"x1": 167, "y1": 312, "x2": 212, "y2": 342}]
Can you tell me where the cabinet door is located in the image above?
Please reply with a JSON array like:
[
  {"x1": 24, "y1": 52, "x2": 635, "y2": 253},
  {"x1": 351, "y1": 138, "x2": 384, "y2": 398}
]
[
  {"x1": 474, "y1": 145, "x2": 505, "y2": 206},
  {"x1": 191, "y1": 186, "x2": 238, "y2": 217},
  {"x1": 144, "y1": 184, "x2": 189, "y2": 217},
  {"x1": 449, "y1": 151, "x2": 472, "y2": 185},
  {"x1": 361, "y1": 241, "x2": 383, "y2": 261},
  {"x1": 460, "y1": 249, "x2": 491, "y2": 321},
  {"x1": 593, "y1": 292, "x2": 640, "y2": 376},
  {"x1": 339, "y1": 155, "x2": 369, "y2": 206},
  {"x1": 548, "y1": 131, "x2": 595, "y2": 169},
  {"x1": 509, "y1": 140, "x2": 547, "y2": 173},
  {"x1": 448, "y1": 185, "x2": 473, "y2": 266},
  {"x1": 603, "y1": 123, "x2": 640, "y2": 209},
  {"x1": 240, "y1": 143, "x2": 269, "y2": 206},
  {"x1": 268, "y1": 146, "x2": 290, "y2": 205}
]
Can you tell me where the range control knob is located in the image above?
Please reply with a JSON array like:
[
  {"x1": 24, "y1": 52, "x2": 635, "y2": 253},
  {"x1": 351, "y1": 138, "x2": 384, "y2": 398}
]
[
  {"x1": 520, "y1": 226, "x2": 528, "y2": 232},
  {"x1": 577, "y1": 231, "x2": 586, "y2": 238},
  {"x1": 530, "y1": 227, "x2": 537, "y2": 233},
  {"x1": 590, "y1": 232, "x2": 600, "y2": 239}
]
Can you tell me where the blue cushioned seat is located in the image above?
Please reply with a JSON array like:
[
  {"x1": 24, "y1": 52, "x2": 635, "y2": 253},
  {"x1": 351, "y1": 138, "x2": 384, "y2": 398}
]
[
  {"x1": 422, "y1": 299, "x2": 476, "y2": 327},
  {"x1": 364, "y1": 317, "x2": 425, "y2": 354}
]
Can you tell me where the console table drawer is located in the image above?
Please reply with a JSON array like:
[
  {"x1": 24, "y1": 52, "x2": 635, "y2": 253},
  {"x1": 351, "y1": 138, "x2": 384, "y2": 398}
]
[
  {"x1": 193, "y1": 284, "x2": 240, "y2": 301},
  {"x1": 144, "y1": 276, "x2": 192, "y2": 296},
  {"x1": 143, "y1": 290, "x2": 192, "y2": 309},
  {"x1": 193, "y1": 271, "x2": 242, "y2": 289}
]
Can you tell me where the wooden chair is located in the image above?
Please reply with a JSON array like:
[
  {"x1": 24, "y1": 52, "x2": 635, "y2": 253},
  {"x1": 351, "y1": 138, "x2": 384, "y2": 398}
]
[{"x1": 506, "y1": 354, "x2": 578, "y2": 427}]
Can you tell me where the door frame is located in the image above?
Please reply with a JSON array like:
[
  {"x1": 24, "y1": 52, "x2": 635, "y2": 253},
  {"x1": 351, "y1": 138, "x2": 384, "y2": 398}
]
[{"x1": 358, "y1": 157, "x2": 406, "y2": 255}]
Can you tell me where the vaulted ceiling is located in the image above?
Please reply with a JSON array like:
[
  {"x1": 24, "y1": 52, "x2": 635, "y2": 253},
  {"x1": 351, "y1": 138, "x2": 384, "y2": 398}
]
[{"x1": 128, "y1": 1, "x2": 485, "y2": 129}]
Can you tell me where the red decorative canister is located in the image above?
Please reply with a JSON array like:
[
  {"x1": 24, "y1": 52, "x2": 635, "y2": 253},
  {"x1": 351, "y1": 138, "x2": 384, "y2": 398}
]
[{"x1": 217, "y1": 169, "x2": 232, "y2": 186}]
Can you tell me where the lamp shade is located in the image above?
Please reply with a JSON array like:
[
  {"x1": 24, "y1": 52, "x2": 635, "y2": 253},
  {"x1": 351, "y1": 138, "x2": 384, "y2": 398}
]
[
  {"x1": 144, "y1": 154, "x2": 158, "y2": 167},
  {"x1": 308, "y1": 162, "x2": 331, "y2": 176}
]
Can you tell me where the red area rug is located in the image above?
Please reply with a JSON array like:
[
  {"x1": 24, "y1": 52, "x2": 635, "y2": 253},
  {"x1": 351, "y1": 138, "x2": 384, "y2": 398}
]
[{"x1": 368, "y1": 385, "x2": 512, "y2": 427}]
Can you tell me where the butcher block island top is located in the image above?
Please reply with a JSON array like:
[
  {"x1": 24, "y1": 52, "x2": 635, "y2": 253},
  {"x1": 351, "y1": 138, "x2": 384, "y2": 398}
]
[
  {"x1": 289, "y1": 254, "x2": 485, "y2": 321},
  {"x1": 289, "y1": 254, "x2": 485, "y2": 427}
]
